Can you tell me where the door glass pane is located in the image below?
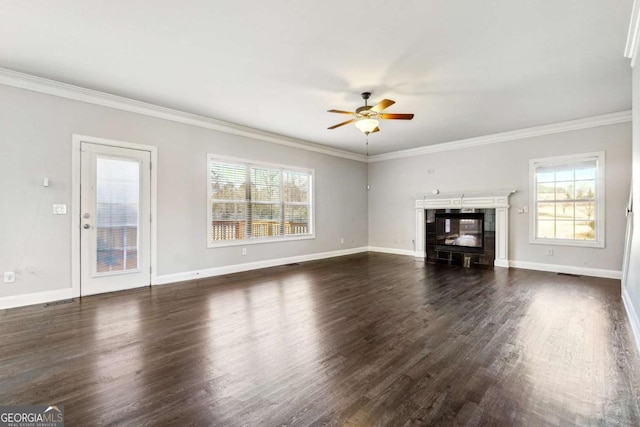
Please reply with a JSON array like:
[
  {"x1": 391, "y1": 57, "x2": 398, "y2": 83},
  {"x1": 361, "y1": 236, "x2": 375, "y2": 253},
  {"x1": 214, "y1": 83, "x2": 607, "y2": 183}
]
[{"x1": 96, "y1": 157, "x2": 140, "y2": 274}]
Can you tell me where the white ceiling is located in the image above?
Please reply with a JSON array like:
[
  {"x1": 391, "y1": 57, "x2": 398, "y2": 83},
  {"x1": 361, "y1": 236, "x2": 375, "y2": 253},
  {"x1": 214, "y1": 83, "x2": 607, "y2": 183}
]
[{"x1": 0, "y1": 1, "x2": 633, "y2": 155}]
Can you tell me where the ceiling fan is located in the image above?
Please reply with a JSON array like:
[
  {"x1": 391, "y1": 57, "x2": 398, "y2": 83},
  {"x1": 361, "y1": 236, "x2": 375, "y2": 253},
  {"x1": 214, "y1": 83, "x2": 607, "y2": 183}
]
[{"x1": 327, "y1": 92, "x2": 414, "y2": 135}]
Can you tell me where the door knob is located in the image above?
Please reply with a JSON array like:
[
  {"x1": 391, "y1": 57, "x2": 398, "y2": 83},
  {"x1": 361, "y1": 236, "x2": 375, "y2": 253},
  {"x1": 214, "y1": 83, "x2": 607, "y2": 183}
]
[{"x1": 83, "y1": 224, "x2": 90, "y2": 229}]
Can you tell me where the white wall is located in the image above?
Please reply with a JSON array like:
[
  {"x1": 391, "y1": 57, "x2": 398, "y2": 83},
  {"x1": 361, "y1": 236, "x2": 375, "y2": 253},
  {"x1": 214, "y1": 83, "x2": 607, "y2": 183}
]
[
  {"x1": 0, "y1": 84, "x2": 368, "y2": 300},
  {"x1": 368, "y1": 122, "x2": 631, "y2": 273},
  {"x1": 623, "y1": 61, "x2": 640, "y2": 344}
]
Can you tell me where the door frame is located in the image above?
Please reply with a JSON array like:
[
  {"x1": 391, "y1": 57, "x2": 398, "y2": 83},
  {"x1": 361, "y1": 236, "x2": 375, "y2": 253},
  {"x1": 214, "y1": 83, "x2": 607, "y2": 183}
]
[
  {"x1": 71, "y1": 134, "x2": 158, "y2": 297},
  {"x1": 622, "y1": 183, "x2": 633, "y2": 290}
]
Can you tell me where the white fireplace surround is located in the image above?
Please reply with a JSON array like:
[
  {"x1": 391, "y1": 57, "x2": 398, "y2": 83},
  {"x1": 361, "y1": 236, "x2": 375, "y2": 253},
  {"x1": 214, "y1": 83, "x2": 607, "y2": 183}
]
[{"x1": 414, "y1": 190, "x2": 516, "y2": 268}]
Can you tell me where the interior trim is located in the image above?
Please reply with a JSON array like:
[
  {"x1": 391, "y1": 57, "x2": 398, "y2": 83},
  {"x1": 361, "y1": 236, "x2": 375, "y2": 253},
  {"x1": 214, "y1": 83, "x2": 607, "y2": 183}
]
[
  {"x1": 622, "y1": 287, "x2": 640, "y2": 354},
  {"x1": 0, "y1": 68, "x2": 631, "y2": 164},
  {"x1": 367, "y1": 246, "x2": 622, "y2": 279},
  {"x1": 625, "y1": 0, "x2": 640, "y2": 67},
  {"x1": 154, "y1": 247, "x2": 369, "y2": 285},
  {"x1": 0, "y1": 67, "x2": 367, "y2": 163},
  {"x1": 0, "y1": 249, "x2": 622, "y2": 310},
  {"x1": 368, "y1": 111, "x2": 632, "y2": 162},
  {"x1": 508, "y1": 260, "x2": 621, "y2": 280},
  {"x1": 0, "y1": 288, "x2": 76, "y2": 311},
  {"x1": 367, "y1": 246, "x2": 416, "y2": 257}
]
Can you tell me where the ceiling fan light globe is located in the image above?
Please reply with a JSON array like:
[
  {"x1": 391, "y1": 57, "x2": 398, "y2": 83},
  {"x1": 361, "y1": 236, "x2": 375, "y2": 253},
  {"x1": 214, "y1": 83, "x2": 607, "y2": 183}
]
[{"x1": 356, "y1": 118, "x2": 379, "y2": 134}]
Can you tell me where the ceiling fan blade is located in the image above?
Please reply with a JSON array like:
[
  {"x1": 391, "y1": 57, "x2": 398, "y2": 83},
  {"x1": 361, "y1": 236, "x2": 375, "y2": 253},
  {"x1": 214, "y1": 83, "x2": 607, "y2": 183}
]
[
  {"x1": 327, "y1": 109, "x2": 355, "y2": 115},
  {"x1": 328, "y1": 119, "x2": 355, "y2": 129},
  {"x1": 370, "y1": 99, "x2": 395, "y2": 113},
  {"x1": 379, "y1": 113, "x2": 415, "y2": 120},
  {"x1": 371, "y1": 127, "x2": 380, "y2": 133}
]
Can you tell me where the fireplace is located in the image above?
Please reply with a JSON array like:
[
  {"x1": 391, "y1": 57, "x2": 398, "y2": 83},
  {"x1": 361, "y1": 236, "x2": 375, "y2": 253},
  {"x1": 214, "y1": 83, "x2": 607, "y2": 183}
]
[
  {"x1": 426, "y1": 209, "x2": 494, "y2": 267},
  {"x1": 414, "y1": 191, "x2": 515, "y2": 268},
  {"x1": 435, "y1": 212, "x2": 484, "y2": 253}
]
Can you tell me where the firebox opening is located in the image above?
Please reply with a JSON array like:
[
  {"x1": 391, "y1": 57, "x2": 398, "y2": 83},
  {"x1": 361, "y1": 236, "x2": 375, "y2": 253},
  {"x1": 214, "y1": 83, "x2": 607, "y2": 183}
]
[{"x1": 435, "y1": 212, "x2": 484, "y2": 253}]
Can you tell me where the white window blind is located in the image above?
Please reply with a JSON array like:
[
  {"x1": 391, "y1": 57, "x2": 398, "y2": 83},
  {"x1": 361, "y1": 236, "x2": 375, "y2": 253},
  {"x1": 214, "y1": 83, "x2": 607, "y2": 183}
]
[
  {"x1": 96, "y1": 157, "x2": 141, "y2": 273},
  {"x1": 208, "y1": 155, "x2": 314, "y2": 246}
]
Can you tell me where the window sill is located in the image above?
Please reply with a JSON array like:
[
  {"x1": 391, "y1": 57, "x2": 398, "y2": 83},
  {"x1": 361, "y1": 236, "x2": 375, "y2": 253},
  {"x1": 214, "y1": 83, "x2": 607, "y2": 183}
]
[
  {"x1": 208, "y1": 234, "x2": 316, "y2": 248},
  {"x1": 529, "y1": 237, "x2": 604, "y2": 249}
]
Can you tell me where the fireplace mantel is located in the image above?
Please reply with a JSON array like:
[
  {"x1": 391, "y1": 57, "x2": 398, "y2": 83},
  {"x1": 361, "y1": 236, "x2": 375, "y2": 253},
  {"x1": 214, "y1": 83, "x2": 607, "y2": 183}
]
[{"x1": 414, "y1": 190, "x2": 515, "y2": 268}]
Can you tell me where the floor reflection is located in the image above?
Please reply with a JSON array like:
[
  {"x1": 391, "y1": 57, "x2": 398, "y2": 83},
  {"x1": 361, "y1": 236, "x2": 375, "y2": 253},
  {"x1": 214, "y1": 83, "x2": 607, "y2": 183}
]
[
  {"x1": 90, "y1": 299, "x2": 143, "y2": 413},
  {"x1": 205, "y1": 273, "x2": 321, "y2": 413},
  {"x1": 514, "y1": 287, "x2": 615, "y2": 423},
  {"x1": 2, "y1": 254, "x2": 638, "y2": 425}
]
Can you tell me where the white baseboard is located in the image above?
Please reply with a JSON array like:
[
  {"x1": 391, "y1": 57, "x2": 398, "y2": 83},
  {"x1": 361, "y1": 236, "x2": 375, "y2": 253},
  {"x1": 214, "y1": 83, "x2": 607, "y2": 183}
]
[
  {"x1": 154, "y1": 246, "x2": 369, "y2": 285},
  {"x1": 0, "y1": 250, "x2": 622, "y2": 310},
  {"x1": 494, "y1": 260, "x2": 509, "y2": 268},
  {"x1": 0, "y1": 288, "x2": 77, "y2": 311},
  {"x1": 508, "y1": 260, "x2": 621, "y2": 280},
  {"x1": 622, "y1": 288, "x2": 640, "y2": 354},
  {"x1": 367, "y1": 246, "x2": 417, "y2": 257},
  {"x1": 365, "y1": 247, "x2": 621, "y2": 280}
]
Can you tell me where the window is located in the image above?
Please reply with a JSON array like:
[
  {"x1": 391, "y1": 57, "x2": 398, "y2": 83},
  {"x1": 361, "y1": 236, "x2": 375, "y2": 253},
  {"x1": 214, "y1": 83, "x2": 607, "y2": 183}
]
[
  {"x1": 208, "y1": 155, "x2": 314, "y2": 247},
  {"x1": 529, "y1": 151, "x2": 605, "y2": 247}
]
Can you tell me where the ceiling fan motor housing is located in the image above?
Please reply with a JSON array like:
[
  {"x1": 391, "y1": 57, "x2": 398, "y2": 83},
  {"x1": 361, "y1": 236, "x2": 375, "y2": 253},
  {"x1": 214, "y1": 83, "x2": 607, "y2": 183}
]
[
  {"x1": 355, "y1": 106, "x2": 376, "y2": 118},
  {"x1": 357, "y1": 92, "x2": 374, "y2": 117}
]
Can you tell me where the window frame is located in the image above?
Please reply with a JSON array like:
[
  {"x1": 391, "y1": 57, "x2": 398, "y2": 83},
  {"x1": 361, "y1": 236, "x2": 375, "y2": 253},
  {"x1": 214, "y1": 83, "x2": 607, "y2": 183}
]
[
  {"x1": 529, "y1": 151, "x2": 605, "y2": 248},
  {"x1": 207, "y1": 154, "x2": 315, "y2": 248}
]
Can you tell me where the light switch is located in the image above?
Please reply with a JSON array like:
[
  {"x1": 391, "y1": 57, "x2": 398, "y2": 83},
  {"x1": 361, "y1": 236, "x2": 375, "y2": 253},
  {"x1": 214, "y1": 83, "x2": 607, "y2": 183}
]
[{"x1": 53, "y1": 204, "x2": 67, "y2": 215}]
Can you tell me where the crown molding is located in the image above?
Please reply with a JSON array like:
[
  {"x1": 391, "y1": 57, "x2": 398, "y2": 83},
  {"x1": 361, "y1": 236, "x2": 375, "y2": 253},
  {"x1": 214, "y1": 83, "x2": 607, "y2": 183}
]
[
  {"x1": 367, "y1": 110, "x2": 632, "y2": 163},
  {"x1": 625, "y1": 0, "x2": 640, "y2": 67},
  {"x1": 0, "y1": 68, "x2": 631, "y2": 165},
  {"x1": 0, "y1": 68, "x2": 368, "y2": 163}
]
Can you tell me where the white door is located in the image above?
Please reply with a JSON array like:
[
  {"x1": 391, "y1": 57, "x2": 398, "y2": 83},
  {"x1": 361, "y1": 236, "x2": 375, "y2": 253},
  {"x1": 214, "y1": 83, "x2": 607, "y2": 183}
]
[{"x1": 80, "y1": 142, "x2": 151, "y2": 296}]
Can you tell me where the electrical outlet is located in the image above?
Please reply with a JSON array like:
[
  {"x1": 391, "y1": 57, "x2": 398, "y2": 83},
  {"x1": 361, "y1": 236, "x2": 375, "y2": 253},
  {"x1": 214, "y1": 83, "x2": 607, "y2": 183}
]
[
  {"x1": 4, "y1": 272, "x2": 15, "y2": 283},
  {"x1": 546, "y1": 249, "x2": 553, "y2": 256},
  {"x1": 241, "y1": 248, "x2": 247, "y2": 256},
  {"x1": 340, "y1": 238, "x2": 344, "y2": 245}
]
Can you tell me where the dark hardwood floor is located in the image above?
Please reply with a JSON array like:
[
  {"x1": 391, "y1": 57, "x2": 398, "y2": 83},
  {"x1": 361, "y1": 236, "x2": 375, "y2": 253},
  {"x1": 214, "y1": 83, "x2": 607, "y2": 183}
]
[{"x1": 1, "y1": 253, "x2": 639, "y2": 426}]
